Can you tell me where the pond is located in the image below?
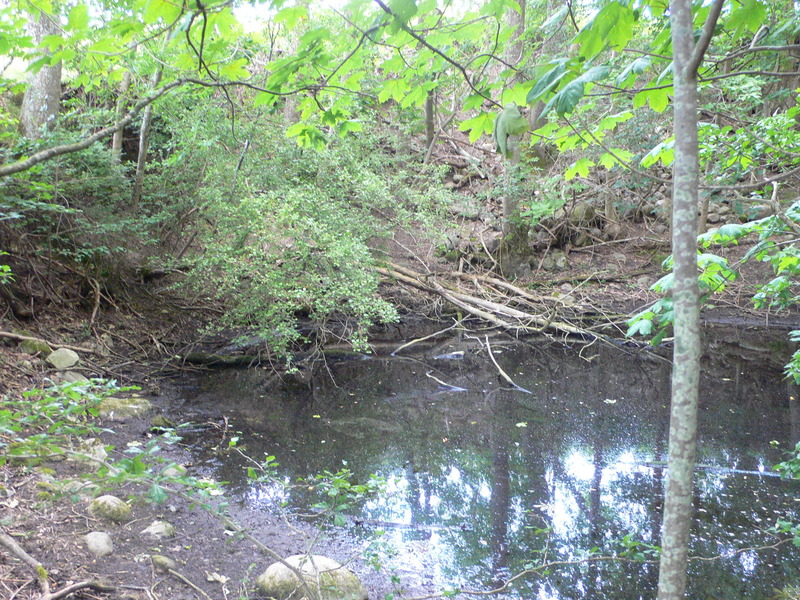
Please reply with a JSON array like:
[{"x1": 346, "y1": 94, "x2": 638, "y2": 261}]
[{"x1": 176, "y1": 325, "x2": 800, "y2": 599}]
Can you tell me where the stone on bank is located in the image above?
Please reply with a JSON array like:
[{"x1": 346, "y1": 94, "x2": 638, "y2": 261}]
[{"x1": 255, "y1": 554, "x2": 367, "y2": 600}]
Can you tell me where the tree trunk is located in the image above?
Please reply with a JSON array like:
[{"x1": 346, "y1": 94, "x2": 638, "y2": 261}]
[
  {"x1": 656, "y1": 0, "x2": 721, "y2": 597},
  {"x1": 424, "y1": 90, "x2": 435, "y2": 153},
  {"x1": 19, "y1": 11, "x2": 62, "y2": 139},
  {"x1": 499, "y1": 0, "x2": 528, "y2": 252},
  {"x1": 112, "y1": 71, "x2": 132, "y2": 161},
  {"x1": 131, "y1": 68, "x2": 163, "y2": 209}
]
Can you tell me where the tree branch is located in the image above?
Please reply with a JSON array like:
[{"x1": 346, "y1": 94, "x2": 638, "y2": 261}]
[
  {"x1": 0, "y1": 79, "x2": 187, "y2": 178},
  {"x1": 688, "y1": 0, "x2": 725, "y2": 76},
  {"x1": 371, "y1": 0, "x2": 500, "y2": 108}
]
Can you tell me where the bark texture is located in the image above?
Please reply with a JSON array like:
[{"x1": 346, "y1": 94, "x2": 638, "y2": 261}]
[
  {"x1": 19, "y1": 12, "x2": 62, "y2": 139},
  {"x1": 656, "y1": 0, "x2": 723, "y2": 596}
]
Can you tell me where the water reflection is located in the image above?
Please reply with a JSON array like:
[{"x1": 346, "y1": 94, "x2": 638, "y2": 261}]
[{"x1": 179, "y1": 331, "x2": 800, "y2": 599}]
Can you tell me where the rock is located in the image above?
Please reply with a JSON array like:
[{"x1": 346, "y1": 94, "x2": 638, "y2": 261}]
[
  {"x1": 85, "y1": 532, "x2": 113, "y2": 557},
  {"x1": 76, "y1": 438, "x2": 108, "y2": 467},
  {"x1": 60, "y1": 371, "x2": 90, "y2": 384},
  {"x1": 161, "y1": 464, "x2": 187, "y2": 478},
  {"x1": 604, "y1": 222, "x2": 623, "y2": 240},
  {"x1": 573, "y1": 232, "x2": 592, "y2": 247},
  {"x1": 98, "y1": 396, "x2": 153, "y2": 422},
  {"x1": 150, "y1": 414, "x2": 174, "y2": 431},
  {"x1": 747, "y1": 204, "x2": 775, "y2": 221},
  {"x1": 46, "y1": 348, "x2": 80, "y2": 370},
  {"x1": 151, "y1": 555, "x2": 177, "y2": 572},
  {"x1": 255, "y1": 555, "x2": 368, "y2": 600},
  {"x1": 18, "y1": 338, "x2": 52, "y2": 356},
  {"x1": 568, "y1": 202, "x2": 595, "y2": 226},
  {"x1": 653, "y1": 223, "x2": 669, "y2": 235},
  {"x1": 141, "y1": 520, "x2": 175, "y2": 539},
  {"x1": 706, "y1": 212, "x2": 721, "y2": 224},
  {"x1": 88, "y1": 495, "x2": 131, "y2": 523}
]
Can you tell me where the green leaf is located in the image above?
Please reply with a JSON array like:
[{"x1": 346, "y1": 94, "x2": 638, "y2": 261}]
[
  {"x1": 598, "y1": 149, "x2": 633, "y2": 169},
  {"x1": 726, "y1": 0, "x2": 767, "y2": 37},
  {"x1": 543, "y1": 79, "x2": 585, "y2": 116},
  {"x1": 390, "y1": 0, "x2": 418, "y2": 23},
  {"x1": 148, "y1": 483, "x2": 168, "y2": 504},
  {"x1": 144, "y1": 0, "x2": 183, "y2": 24},
  {"x1": 378, "y1": 78, "x2": 411, "y2": 103},
  {"x1": 67, "y1": 4, "x2": 89, "y2": 30},
  {"x1": 526, "y1": 61, "x2": 568, "y2": 105},
  {"x1": 633, "y1": 88, "x2": 670, "y2": 113},
  {"x1": 616, "y1": 56, "x2": 651, "y2": 86},
  {"x1": 274, "y1": 5, "x2": 308, "y2": 28},
  {"x1": 641, "y1": 138, "x2": 674, "y2": 167},
  {"x1": 459, "y1": 112, "x2": 494, "y2": 143},
  {"x1": 493, "y1": 104, "x2": 528, "y2": 156},
  {"x1": 565, "y1": 158, "x2": 595, "y2": 180}
]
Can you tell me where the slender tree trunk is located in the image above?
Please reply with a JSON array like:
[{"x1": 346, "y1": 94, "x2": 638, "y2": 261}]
[
  {"x1": 656, "y1": 0, "x2": 722, "y2": 596},
  {"x1": 19, "y1": 11, "x2": 62, "y2": 139},
  {"x1": 500, "y1": 0, "x2": 528, "y2": 251},
  {"x1": 424, "y1": 90, "x2": 435, "y2": 152},
  {"x1": 131, "y1": 68, "x2": 163, "y2": 209},
  {"x1": 112, "y1": 71, "x2": 132, "y2": 161}
]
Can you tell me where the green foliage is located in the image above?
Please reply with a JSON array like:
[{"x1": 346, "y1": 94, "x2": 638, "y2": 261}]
[
  {"x1": 184, "y1": 124, "x2": 452, "y2": 356},
  {"x1": 0, "y1": 251, "x2": 12, "y2": 284},
  {"x1": 0, "y1": 380, "x2": 122, "y2": 465},
  {"x1": 629, "y1": 198, "x2": 800, "y2": 383},
  {"x1": 617, "y1": 533, "x2": 660, "y2": 561}
]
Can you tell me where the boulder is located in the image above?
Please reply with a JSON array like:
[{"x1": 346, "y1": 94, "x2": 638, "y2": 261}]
[
  {"x1": 98, "y1": 396, "x2": 153, "y2": 422},
  {"x1": 255, "y1": 555, "x2": 368, "y2": 600},
  {"x1": 46, "y1": 348, "x2": 80, "y2": 370},
  {"x1": 85, "y1": 532, "x2": 113, "y2": 557},
  {"x1": 88, "y1": 495, "x2": 131, "y2": 523},
  {"x1": 141, "y1": 520, "x2": 175, "y2": 540},
  {"x1": 18, "y1": 338, "x2": 52, "y2": 356}
]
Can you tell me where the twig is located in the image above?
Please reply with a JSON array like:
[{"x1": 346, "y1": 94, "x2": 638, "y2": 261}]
[
  {"x1": 483, "y1": 336, "x2": 532, "y2": 393},
  {"x1": 391, "y1": 320, "x2": 462, "y2": 355},
  {"x1": 167, "y1": 569, "x2": 213, "y2": 600}
]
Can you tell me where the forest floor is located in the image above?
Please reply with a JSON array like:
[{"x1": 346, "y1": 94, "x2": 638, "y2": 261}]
[{"x1": 0, "y1": 215, "x2": 795, "y2": 600}]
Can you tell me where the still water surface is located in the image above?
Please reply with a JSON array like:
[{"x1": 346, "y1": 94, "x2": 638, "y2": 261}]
[{"x1": 180, "y1": 329, "x2": 800, "y2": 599}]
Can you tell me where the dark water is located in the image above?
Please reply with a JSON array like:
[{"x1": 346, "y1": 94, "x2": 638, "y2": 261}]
[{"x1": 178, "y1": 327, "x2": 800, "y2": 599}]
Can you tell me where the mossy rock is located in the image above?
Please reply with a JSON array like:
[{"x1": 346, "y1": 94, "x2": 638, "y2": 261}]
[
  {"x1": 151, "y1": 555, "x2": 177, "y2": 572},
  {"x1": 18, "y1": 338, "x2": 52, "y2": 356},
  {"x1": 150, "y1": 414, "x2": 175, "y2": 432},
  {"x1": 88, "y1": 495, "x2": 131, "y2": 523},
  {"x1": 255, "y1": 555, "x2": 367, "y2": 600},
  {"x1": 98, "y1": 396, "x2": 153, "y2": 422}
]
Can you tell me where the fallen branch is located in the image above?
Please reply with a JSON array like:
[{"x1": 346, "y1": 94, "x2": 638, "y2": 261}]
[
  {"x1": 484, "y1": 336, "x2": 532, "y2": 393},
  {"x1": 0, "y1": 331, "x2": 96, "y2": 354},
  {"x1": 377, "y1": 262, "x2": 615, "y2": 342},
  {"x1": 391, "y1": 320, "x2": 462, "y2": 355}
]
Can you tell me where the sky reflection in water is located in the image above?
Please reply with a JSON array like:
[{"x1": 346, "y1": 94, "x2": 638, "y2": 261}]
[{"x1": 183, "y1": 331, "x2": 800, "y2": 599}]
